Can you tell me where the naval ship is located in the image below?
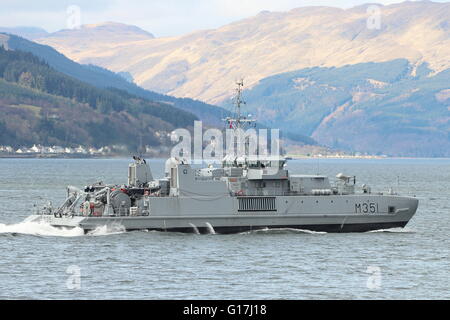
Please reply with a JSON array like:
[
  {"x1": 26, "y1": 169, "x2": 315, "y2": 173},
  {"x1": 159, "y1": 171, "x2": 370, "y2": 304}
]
[{"x1": 27, "y1": 82, "x2": 418, "y2": 234}]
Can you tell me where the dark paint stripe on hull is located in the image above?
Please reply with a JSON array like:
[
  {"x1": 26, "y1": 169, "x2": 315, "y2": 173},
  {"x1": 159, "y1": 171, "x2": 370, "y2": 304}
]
[{"x1": 83, "y1": 221, "x2": 409, "y2": 234}]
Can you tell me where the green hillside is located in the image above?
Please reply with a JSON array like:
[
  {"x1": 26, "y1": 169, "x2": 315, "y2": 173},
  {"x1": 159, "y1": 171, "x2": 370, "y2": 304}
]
[
  {"x1": 238, "y1": 60, "x2": 450, "y2": 157},
  {"x1": 0, "y1": 46, "x2": 197, "y2": 150},
  {"x1": 4, "y1": 33, "x2": 230, "y2": 127}
]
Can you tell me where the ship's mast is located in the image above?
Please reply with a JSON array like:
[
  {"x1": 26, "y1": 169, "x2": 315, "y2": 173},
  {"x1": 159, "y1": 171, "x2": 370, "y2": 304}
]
[
  {"x1": 234, "y1": 79, "x2": 244, "y2": 129},
  {"x1": 224, "y1": 79, "x2": 255, "y2": 130},
  {"x1": 221, "y1": 80, "x2": 257, "y2": 165}
]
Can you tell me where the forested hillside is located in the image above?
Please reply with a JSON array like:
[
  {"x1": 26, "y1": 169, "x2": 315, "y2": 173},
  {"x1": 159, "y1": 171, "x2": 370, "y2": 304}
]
[
  {"x1": 0, "y1": 46, "x2": 197, "y2": 150},
  {"x1": 5, "y1": 34, "x2": 230, "y2": 127}
]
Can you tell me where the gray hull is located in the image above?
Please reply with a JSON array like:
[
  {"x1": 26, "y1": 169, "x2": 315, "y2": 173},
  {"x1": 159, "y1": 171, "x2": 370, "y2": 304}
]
[{"x1": 28, "y1": 194, "x2": 418, "y2": 234}]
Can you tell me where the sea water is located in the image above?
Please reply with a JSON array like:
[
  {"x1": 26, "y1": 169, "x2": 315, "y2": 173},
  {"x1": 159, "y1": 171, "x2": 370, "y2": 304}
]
[{"x1": 0, "y1": 158, "x2": 448, "y2": 299}]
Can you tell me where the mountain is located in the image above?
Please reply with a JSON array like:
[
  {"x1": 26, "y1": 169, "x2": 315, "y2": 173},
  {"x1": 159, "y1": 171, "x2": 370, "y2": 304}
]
[
  {"x1": 242, "y1": 59, "x2": 450, "y2": 157},
  {"x1": 39, "y1": 22, "x2": 154, "y2": 55},
  {"x1": 0, "y1": 46, "x2": 197, "y2": 150},
  {"x1": 31, "y1": 1, "x2": 450, "y2": 156},
  {"x1": 0, "y1": 27, "x2": 49, "y2": 40},
  {"x1": 35, "y1": 1, "x2": 450, "y2": 104},
  {"x1": 0, "y1": 33, "x2": 230, "y2": 127}
]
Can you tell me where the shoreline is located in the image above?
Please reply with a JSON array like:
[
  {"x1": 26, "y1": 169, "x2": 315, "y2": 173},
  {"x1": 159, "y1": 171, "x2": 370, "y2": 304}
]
[
  {"x1": 2, "y1": 154, "x2": 450, "y2": 160},
  {"x1": 0, "y1": 152, "x2": 168, "y2": 159}
]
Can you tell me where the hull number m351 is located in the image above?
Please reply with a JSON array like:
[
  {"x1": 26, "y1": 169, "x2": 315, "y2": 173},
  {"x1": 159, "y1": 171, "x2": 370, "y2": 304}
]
[{"x1": 355, "y1": 202, "x2": 379, "y2": 214}]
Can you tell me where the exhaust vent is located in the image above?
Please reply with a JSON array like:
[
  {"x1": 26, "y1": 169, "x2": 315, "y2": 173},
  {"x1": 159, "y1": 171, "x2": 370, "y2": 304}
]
[{"x1": 238, "y1": 197, "x2": 276, "y2": 212}]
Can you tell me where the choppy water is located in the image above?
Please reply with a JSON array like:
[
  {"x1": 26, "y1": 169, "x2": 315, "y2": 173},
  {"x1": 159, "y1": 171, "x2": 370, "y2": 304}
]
[{"x1": 0, "y1": 158, "x2": 448, "y2": 299}]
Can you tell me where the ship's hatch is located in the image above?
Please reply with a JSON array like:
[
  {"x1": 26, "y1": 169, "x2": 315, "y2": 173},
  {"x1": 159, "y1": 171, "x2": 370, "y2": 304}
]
[{"x1": 238, "y1": 197, "x2": 276, "y2": 212}]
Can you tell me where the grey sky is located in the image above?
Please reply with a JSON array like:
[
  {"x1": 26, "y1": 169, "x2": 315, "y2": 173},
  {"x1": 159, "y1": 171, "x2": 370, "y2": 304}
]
[{"x1": 1, "y1": 0, "x2": 448, "y2": 37}]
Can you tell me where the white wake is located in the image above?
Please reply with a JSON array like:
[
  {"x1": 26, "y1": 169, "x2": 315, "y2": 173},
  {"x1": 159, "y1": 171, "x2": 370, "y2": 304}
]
[
  {"x1": 0, "y1": 220, "x2": 126, "y2": 237},
  {"x1": 367, "y1": 227, "x2": 415, "y2": 233},
  {"x1": 86, "y1": 224, "x2": 126, "y2": 236},
  {"x1": 242, "y1": 227, "x2": 327, "y2": 235},
  {"x1": 0, "y1": 220, "x2": 84, "y2": 237}
]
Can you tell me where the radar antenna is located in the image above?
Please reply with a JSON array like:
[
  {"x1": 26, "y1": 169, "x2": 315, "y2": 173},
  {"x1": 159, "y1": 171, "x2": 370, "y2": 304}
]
[{"x1": 223, "y1": 79, "x2": 256, "y2": 130}]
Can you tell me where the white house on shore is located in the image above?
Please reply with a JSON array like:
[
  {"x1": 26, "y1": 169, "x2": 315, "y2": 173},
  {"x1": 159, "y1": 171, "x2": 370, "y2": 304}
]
[
  {"x1": 0, "y1": 146, "x2": 14, "y2": 153},
  {"x1": 1, "y1": 144, "x2": 118, "y2": 155},
  {"x1": 30, "y1": 144, "x2": 42, "y2": 153},
  {"x1": 75, "y1": 146, "x2": 87, "y2": 154}
]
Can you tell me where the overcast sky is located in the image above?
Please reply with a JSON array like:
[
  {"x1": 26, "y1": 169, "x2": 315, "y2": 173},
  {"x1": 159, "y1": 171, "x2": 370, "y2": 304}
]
[{"x1": 1, "y1": 0, "x2": 448, "y2": 37}]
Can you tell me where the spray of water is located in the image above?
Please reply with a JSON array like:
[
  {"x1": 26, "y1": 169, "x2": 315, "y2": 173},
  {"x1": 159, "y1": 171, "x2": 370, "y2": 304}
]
[
  {"x1": 86, "y1": 224, "x2": 126, "y2": 236},
  {"x1": 188, "y1": 223, "x2": 200, "y2": 235},
  {"x1": 205, "y1": 222, "x2": 216, "y2": 234}
]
